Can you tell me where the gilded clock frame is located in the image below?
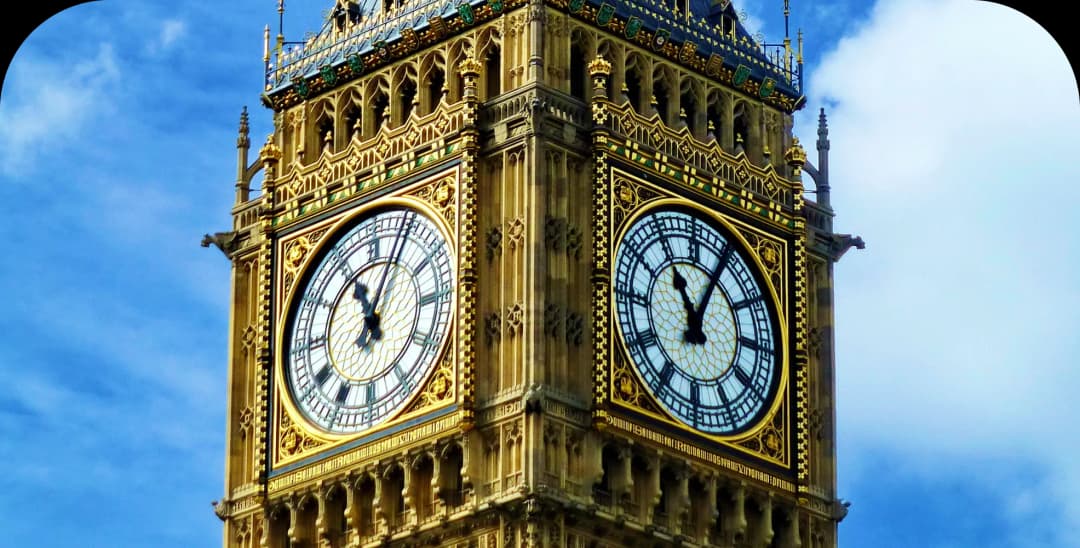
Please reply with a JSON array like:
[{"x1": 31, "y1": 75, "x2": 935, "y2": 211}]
[
  {"x1": 270, "y1": 168, "x2": 462, "y2": 471},
  {"x1": 599, "y1": 166, "x2": 796, "y2": 473}
]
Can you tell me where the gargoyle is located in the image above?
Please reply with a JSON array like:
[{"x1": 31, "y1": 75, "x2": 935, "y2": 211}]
[
  {"x1": 201, "y1": 231, "x2": 239, "y2": 257},
  {"x1": 830, "y1": 234, "x2": 865, "y2": 262}
]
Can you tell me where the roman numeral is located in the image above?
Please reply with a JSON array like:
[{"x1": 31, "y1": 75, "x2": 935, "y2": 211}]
[
  {"x1": 412, "y1": 331, "x2": 438, "y2": 348},
  {"x1": 365, "y1": 383, "x2": 375, "y2": 404},
  {"x1": 651, "y1": 218, "x2": 674, "y2": 260},
  {"x1": 616, "y1": 287, "x2": 650, "y2": 307},
  {"x1": 634, "y1": 329, "x2": 657, "y2": 348},
  {"x1": 731, "y1": 294, "x2": 764, "y2": 310},
  {"x1": 715, "y1": 244, "x2": 735, "y2": 274},
  {"x1": 394, "y1": 363, "x2": 411, "y2": 391},
  {"x1": 419, "y1": 288, "x2": 450, "y2": 307},
  {"x1": 659, "y1": 361, "x2": 676, "y2": 385},
  {"x1": 732, "y1": 363, "x2": 753, "y2": 388},
  {"x1": 716, "y1": 385, "x2": 734, "y2": 426},
  {"x1": 335, "y1": 383, "x2": 351, "y2": 404},
  {"x1": 624, "y1": 247, "x2": 657, "y2": 276},
  {"x1": 301, "y1": 294, "x2": 333, "y2": 308},
  {"x1": 314, "y1": 365, "x2": 332, "y2": 386},
  {"x1": 689, "y1": 221, "x2": 702, "y2": 263},
  {"x1": 368, "y1": 234, "x2": 381, "y2": 259},
  {"x1": 739, "y1": 335, "x2": 772, "y2": 354},
  {"x1": 689, "y1": 382, "x2": 700, "y2": 406},
  {"x1": 413, "y1": 255, "x2": 430, "y2": 275},
  {"x1": 330, "y1": 247, "x2": 353, "y2": 276}
]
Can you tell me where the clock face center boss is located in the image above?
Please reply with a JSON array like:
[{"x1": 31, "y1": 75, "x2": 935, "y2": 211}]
[
  {"x1": 613, "y1": 205, "x2": 780, "y2": 436},
  {"x1": 285, "y1": 206, "x2": 454, "y2": 434}
]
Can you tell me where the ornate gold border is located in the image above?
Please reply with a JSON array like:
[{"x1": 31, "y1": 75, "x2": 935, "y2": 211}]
[
  {"x1": 601, "y1": 166, "x2": 795, "y2": 469},
  {"x1": 270, "y1": 169, "x2": 461, "y2": 468}
]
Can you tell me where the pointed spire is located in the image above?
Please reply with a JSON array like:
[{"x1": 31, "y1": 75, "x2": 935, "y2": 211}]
[
  {"x1": 237, "y1": 106, "x2": 250, "y2": 149},
  {"x1": 816, "y1": 108, "x2": 831, "y2": 208}
]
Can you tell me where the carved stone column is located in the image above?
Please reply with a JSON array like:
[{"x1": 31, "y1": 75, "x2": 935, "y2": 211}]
[
  {"x1": 343, "y1": 477, "x2": 358, "y2": 548},
  {"x1": 732, "y1": 481, "x2": 749, "y2": 542}
]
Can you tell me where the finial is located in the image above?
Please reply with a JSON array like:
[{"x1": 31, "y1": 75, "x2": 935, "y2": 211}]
[
  {"x1": 797, "y1": 29, "x2": 804, "y2": 64},
  {"x1": 458, "y1": 55, "x2": 482, "y2": 78},
  {"x1": 587, "y1": 55, "x2": 612, "y2": 78},
  {"x1": 260, "y1": 134, "x2": 282, "y2": 163},
  {"x1": 237, "y1": 106, "x2": 250, "y2": 148},
  {"x1": 588, "y1": 56, "x2": 611, "y2": 99},
  {"x1": 263, "y1": 25, "x2": 270, "y2": 64},
  {"x1": 784, "y1": 136, "x2": 807, "y2": 168},
  {"x1": 620, "y1": 82, "x2": 631, "y2": 103},
  {"x1": 323, "y1": 130, "x2": 333, "y2": 150},
  {"x1": 735, "y1": 132, "x2": 745, "y2": 154}
]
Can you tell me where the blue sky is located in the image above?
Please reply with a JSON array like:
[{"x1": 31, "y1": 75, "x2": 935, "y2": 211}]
[{"x1": 0, "y1": 1, "x2": 1076, "y2": 546}]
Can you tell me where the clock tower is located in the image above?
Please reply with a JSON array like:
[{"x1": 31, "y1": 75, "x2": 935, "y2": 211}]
[{"x1": 210, "y1": 0, "x2": 858, "y2": 546}]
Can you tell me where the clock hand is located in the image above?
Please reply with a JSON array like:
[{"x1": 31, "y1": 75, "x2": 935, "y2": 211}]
[
  {"x1": 694, "y1": 244, "x2": 733, "y2": 340},
  {"x1": 353, "y1": 281, "x2": 381, "y2": 348},
  {"x1": 369, "y1": 211, "x2": 415, "y2": 323},
  {"x1": 672, "y1": 267, "x2": 705, "y2": 345}
]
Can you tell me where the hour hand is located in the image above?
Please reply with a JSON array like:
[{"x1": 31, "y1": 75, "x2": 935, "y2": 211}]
[
  {"x1": 353, "y1": 281, "x2": 382, "y2": 348},
  {"x1": 672, "y1": 268, "x2": 695, "y2": 314},
  {"x1": 673, "y1": 267, "x2": 705, "y2": 345}
]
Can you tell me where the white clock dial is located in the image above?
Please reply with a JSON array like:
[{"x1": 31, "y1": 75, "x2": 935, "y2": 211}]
[
  {"x1": 613, "y1": 207, "x2": 779, "y2": 435},
  {"x1": 285, "y1": 207, "x2": 453, "y2": 434}
]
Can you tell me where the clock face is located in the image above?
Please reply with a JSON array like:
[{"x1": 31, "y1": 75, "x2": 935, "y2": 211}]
[
  {"x1": 613, "y1": 207, "x2": 779, "y2": 435},
  {"x1": 285, "y1": 207, "x2": 454, "y2": 434}
]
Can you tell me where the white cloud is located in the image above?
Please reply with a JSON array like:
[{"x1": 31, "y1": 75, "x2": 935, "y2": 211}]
[
  {"x1": 149, "y1": 18, "x2": 187, "y2": 55},
  {"x1": 0, "y1": 43, "x2": 120, "y2": 176},
  {"x1": 797, "y1": 0, "x2": 1080, "y2": 541}
]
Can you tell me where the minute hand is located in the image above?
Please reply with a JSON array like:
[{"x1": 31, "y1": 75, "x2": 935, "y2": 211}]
[
  {"x1": 370, "y1": 212, "x2": 414, "y2": 313},
  {"x1": 695, "y1": 244, "x2": 734, "y2": 318}
]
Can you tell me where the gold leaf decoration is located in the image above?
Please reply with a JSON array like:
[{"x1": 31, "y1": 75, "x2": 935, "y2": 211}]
[
  {"x1": 280, "y1": 226, "x2": 331, "y2": 300},
  {"x1": 402, "y1": 355, "x2": 455, "y2": 414},
  {"x1": 408, "y1": 174, "x2": 457, "y2": 231},
  {"x1": 277, "y1": 407, "x2": 330, "y2": 459},
  {"x1": 732, "y1": 399, "x2": 787, "y2": 464}
]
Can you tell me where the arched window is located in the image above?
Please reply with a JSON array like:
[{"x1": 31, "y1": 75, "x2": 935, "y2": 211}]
[
  {"x1": 595, "y1": 444, "x2": 621, "y2": 507},
  {"x1": 356, "y1": 475, "x2": 376, "y2": 537},
  {"x1": 371, "y1": 91, "x2": 389, "y2": 134},
  {"x1": 625, "y1": 57, "x2": 644, "y2": 112},
  {"x1": 399, "y1": 78, "x2": 417, "y2": 123},
  {"x1": 653, "y1": 75, "x2": 672, "y2": 124},
  {"x1": 570, "y1": 42, "x2": 587, "y2": 101},
  {"x1": 295, "y1": 496, "x2": 318, "y2": 545},
  {"x1": 630, "y1": 454, "x2": 651, "y2": 520},
  {"x1": 344, "y1": 104, "x2": 361, "y2": 142},
  {"x1": 439, "y1": 444, "x2": 465, "y2": 508},
  {"x1": 316, "y1": 116, "x2": 334, "y2": 152},
  {"x1": 484, "y1": 45, "x2": 501, "y2": 100},
  {"x1": 324, "y1": 485, "x2": 347, "y2": 545},
  {"x1": 427, "y1": 67, "x2": 445, "y2": 113},
  {"x1": 412, "y1": 455, "x2": 434, "y2": 522},
  {"x1": 268, "y1": 505, "x2": 290, "y2": 548},
  {"x1": 733, "y1": 102, "x2": 749, "y2": 153},
  {"x1": 383, "y1": 465, "x2": 405, "y2": 529},
  {"x1": 681, "y1": 84, "x2": 698, "y2": 134}
]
